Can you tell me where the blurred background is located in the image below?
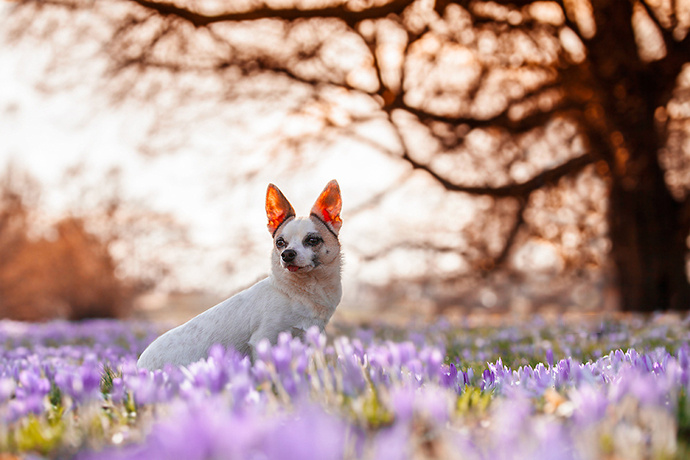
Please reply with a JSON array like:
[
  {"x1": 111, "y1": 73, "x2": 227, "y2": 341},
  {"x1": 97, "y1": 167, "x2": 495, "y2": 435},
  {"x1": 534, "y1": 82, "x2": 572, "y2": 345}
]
[{"x1": 0, "y1": 0, "x2": 689, "y2": 323}]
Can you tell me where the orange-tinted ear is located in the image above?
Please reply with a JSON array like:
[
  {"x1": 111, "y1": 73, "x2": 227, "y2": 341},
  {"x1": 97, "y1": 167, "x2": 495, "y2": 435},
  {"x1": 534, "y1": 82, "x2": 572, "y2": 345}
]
[
  {"x1": 310, "y1": 180, "x2": 342, "y2": 235},
  {"x1": 266, "y1": 184, "x2": 296, "y2": 235}
]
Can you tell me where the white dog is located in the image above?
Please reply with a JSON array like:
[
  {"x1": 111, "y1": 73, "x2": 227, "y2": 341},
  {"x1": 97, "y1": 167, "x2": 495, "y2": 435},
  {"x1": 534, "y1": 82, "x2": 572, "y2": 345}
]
[{"x1": 137, "y1": 180, "x2": 343, "y2": 370}]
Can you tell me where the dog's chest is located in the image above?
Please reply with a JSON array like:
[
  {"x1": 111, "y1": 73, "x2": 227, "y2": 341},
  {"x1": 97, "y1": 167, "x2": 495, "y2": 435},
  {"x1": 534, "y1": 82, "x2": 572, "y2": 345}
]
[{"x1": 272, "y1": 294, "x2": 329, "y2": 329}]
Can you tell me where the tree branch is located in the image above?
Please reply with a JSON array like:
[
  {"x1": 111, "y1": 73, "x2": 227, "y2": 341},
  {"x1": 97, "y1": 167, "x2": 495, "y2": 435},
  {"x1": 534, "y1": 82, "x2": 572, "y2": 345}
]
[
  {"x1": 387, "y1": 79, "x2": 568, "y2": 133},
  {"x1": 493, "y1": 196, "x2": 527, "y2": 267},
  {"x1": 347, "y1": 170, "x2": 416, "y2": 216},
  {"x1": 402, "y1": 150, "x2": 595, "y2": 197},
  {"x1": 126, "y1": 0, "x2": 417, "y2": 27}
]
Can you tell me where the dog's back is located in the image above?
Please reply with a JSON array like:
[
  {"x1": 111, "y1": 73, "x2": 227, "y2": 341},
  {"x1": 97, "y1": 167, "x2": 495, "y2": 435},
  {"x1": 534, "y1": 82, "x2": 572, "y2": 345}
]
[
  {"x1": 137, "y1": 279, "x2": 270, "y2": 369},
  {"x1": 137, "y1": 262, "x2": 341, "y2": 369}
]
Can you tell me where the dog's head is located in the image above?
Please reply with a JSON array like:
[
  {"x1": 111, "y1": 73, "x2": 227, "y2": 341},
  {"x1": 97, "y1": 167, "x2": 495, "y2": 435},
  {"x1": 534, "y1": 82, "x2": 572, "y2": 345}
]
[{"x1": 266, "y1": 180, "x2": 342, "y2": 274}]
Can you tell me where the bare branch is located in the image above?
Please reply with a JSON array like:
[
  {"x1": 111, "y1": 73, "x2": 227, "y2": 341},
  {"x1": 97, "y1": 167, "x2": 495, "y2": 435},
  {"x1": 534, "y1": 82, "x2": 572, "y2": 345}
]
[
  {"x1": 355, "y1": 241, "x2": 464, "y2": 263},
  {"x1": 347, "y1": 170, "x2": 416, "y2": 216},
  {"x1": 126, "y1": 0, "x2": 417, "y2": 27},
  {"x1": 494, "y1": 197, "x2": 527, "y2": 267},
  {"x1": 401, "y1": 149, "x2": 595, "y2": 198}
]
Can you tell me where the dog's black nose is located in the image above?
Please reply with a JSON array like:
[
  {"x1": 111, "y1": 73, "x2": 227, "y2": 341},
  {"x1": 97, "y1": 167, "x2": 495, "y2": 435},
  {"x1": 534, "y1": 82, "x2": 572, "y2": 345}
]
[{"x1": 281, "y1": 249, "x2": 297, "y2": 263}]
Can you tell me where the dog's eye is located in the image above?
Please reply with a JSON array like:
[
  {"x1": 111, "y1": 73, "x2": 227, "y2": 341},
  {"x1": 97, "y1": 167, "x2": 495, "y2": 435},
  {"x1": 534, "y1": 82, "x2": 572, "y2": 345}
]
[
  {"x1": 305, "y1": 236, "x2": 322, "y2": 247},
  {"x1": 276, "y1": 238, "x2": 286, "y2": 249}
]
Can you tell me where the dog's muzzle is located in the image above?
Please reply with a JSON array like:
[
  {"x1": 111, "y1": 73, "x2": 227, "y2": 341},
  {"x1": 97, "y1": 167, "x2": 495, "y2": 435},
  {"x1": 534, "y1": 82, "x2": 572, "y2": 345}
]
[{"x1": 281, "y1": 249, "x2": 297, "y2": 263}]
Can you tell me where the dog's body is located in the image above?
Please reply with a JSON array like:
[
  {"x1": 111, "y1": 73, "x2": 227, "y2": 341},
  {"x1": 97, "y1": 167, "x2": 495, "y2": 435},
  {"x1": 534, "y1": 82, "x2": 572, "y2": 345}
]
[{"x1": 137, "y1": 181, "x2": 343, "y2": 370}]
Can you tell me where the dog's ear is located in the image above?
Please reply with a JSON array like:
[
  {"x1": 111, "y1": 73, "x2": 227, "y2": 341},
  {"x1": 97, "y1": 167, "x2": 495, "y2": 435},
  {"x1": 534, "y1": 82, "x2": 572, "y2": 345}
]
[
  {"x1": 266, "y1": 184, "x2": 296, "y2": 235},
  {"x1": 311, "y1": 180, "x2": 342, "y2": 235}
]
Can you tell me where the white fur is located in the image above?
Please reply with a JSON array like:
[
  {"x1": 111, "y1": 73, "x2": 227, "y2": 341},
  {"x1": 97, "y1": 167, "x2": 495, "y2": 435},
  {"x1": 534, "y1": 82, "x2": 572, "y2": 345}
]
[{"x1": 137, "y1": 216, "x2": 342, "y2": 370}]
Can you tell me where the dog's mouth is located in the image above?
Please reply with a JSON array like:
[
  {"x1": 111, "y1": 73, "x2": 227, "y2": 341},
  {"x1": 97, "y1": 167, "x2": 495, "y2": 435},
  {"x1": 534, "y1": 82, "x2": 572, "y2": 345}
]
[{"x1": 285, "y1": 264, "x2": 310, "y2": 273}]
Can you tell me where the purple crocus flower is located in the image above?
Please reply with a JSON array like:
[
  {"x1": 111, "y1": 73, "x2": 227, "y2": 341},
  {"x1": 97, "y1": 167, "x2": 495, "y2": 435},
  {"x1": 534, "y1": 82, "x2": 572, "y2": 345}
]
[
  {"x1": 570, "y1": 384, "x2": 608, "y2": 425},
  {"x1": 371, "y1": 422, "x2": 411, "y2": 460},
  {"x1": 440, "y1": 363, "x2": 458, "y2": 388},
  {"x1": 261, "y1": 404, "x2": 346, "y2": 460},
  {"x1": 0, "y1": 377, "x2": 16, "y2": 402}
]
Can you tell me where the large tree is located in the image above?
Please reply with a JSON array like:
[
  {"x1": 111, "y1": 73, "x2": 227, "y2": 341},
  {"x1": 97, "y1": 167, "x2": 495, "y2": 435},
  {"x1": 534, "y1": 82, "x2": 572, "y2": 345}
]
[{"x1": 6, "y1": 0, "x2": 690, "y2": 311}]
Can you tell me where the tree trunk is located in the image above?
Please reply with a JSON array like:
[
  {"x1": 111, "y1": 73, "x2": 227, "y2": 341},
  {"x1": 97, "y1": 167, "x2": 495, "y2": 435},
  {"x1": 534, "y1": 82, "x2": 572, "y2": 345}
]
[
  {"x1": 608, "y1": 158, "x2": 690, "y2": 311},
  {"x1": 587, "y1": 0, "x2": 690, "y2": 311}
]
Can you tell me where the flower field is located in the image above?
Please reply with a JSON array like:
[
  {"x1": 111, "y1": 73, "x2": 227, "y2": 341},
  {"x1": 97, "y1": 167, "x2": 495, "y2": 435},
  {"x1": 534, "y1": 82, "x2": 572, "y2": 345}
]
[{"x1": 1, "y1": 314, "x2": 690, "y2": 459}]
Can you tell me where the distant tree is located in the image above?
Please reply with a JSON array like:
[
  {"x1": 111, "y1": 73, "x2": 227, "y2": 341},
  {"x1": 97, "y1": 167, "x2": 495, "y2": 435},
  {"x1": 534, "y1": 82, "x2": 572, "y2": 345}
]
[
  {"x1": 5, "y1": 0, "x2": 690, "y2": 311},
  {"x1": 0, "y1": 166, "x2": 189, "y2": 320}
]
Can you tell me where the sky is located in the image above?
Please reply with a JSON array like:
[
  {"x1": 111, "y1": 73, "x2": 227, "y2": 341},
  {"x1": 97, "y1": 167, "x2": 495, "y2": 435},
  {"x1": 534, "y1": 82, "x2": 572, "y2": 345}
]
[
  {"x1": 0, "y1": 6, "x2": 426, "y2": 308},
  {"x1": 0, "y1": 1, "x2": 603, "y2": 317}
]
